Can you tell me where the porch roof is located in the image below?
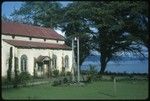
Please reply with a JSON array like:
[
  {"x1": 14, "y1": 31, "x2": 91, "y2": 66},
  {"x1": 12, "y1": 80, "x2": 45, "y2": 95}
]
[{"x1": 36, "y1": 55, "x2": 50, "y2": 63}]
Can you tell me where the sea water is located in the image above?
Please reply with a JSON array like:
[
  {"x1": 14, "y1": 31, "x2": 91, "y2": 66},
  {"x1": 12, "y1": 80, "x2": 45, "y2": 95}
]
[{"x1": 81, "y1": 60, "x2": 148, "y2": 73}]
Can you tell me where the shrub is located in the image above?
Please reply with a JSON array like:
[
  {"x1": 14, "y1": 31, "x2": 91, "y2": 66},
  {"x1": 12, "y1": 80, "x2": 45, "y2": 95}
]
[
  {"x1": 2, "y1": 77, "x2": 13, "y2": 86},
  {"x1": 87, "y1": 65, "x2": 97, "y2": 81},
  {"x1": 13, "y1": 57, "x2": 19, "y2": 88},
  {"x1": 97, "y1": 74, "x2": 103, "y2": 79},
  {"x1": 60, "y1": 71, "x2": 65, "y2": 76},
  {"x1": 129, "y1": 74, "x2": 133, "y2": 78},
  {"x1": 7, "y1": 69, "x2": 12, "y2": 82},
  {"x1": 88, "y1": 65, "x2": 97, "y2": 75},
  {"x1": 18, "y1": 72, "x2": 31, "y2": 86},
  {"x1": 52, "y1": 79, "x2": 61, "y2": 86},
  {"x1": 66, "y1": 71, "x2": 71, "y2": 76},
  {"x1": 7, "y1": 47, "x2": 13, "y2": 82},
  {"x1": 53, "y1": 70, "x2": 59, "y2": 77},
  {"x1": 86, "y1": 75, "x2": 92, "y2": 83},
  {"x1": 63, "y1": 77, "x2": 68, "y2": 84},
  {"x1": 33, "y1": 68, "x2": 38, "y2": 78},
  {"x1": 81, "y1": 70, "x2": 88, "y2": 75},
  {"x1": 111, "y1": 75, "x2": 115, "y2": 81}
]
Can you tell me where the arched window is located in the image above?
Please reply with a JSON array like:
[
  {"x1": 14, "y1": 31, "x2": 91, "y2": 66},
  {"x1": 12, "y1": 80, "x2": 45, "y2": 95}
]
[
  {"x1": 21, "y1": 55, "x2": 28, "y2": 72},
  {"x1": 52, "y1": 54, "x2": 57, "y2": 69},
  {"x1": 65, "y1": 55, "x2": 69, "y2": 68}
]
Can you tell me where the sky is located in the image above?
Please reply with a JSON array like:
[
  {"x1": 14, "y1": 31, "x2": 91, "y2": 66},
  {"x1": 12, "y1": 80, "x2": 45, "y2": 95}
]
[
  {"x1": 2, "y1": 1, "x2": 71, "y2": 17},
  {"x1": 2, "y1": 2, "x2": 23, "y2": 18}
]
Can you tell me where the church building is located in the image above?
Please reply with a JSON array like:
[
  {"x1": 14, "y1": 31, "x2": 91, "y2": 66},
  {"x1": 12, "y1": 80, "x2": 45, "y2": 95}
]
[{"x1": 1, "y1": 21, "x2": 73, "y2": 77}]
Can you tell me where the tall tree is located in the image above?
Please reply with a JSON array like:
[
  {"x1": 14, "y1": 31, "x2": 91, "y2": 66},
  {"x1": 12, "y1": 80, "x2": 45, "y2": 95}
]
[
  {"x1": 11, "y1": 1, "x2": 148, "y2": 74},
  {"x1": 63, "y1": 1, "x2": 148, "y2": 73},
  {"x1": 122, "y1": 1, "x2": 148, "y2": 48},
  {"x1": 2, "y1": 15, "x2": 12, "y2": 22},
  {"x1": 11, "y1": 1, "x2": 63, "y2": 28},
  {"x1": 60, "y1": 2, "x2": 92, "y2": 65}
]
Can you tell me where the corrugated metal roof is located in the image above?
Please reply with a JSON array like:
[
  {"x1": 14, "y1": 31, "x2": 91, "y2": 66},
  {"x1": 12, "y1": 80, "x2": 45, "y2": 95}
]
[
  {"x1": 3, "y1": 39, "x2": 72, "y2": 50},
  {"x1": 2, "y1": 21, "x2": 64, "y2": 41}
]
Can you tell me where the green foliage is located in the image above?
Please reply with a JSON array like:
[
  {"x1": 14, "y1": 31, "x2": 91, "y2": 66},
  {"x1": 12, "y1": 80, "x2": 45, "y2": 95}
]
[
  {"x1": 7, "y1": 47, "x2": 13, "y2": 82},
  {"x1": 11, "y1": 2, "x2": 63, "y2": 28},
  {"x1": 88, "y1": 65, "x2": 97, "y2": 75},
  {"x1": 53, "y1": 70, "x2": 59, "y2": 77},
  {"x1": 33, "y1": 68, "x2": 38, "y2": 78},
  {"x1": 129, "y1": 74, "x2": 134, "y2": 79},
  {"x1": 86, "y1": 75, "x2": 92, "y2": 83},
  {"x1": 67, "y1": 1, "x2": 148, "y2": 73},
  {"x1": 97, "y1": 74, "x2": 103, "y2": 80},
  {"x1": 52, "y1": 77, "x2": 70, "y2": 86},
  {"x1": 17, "y1": 72, "x2": 31, "y2": 86},
  {"x1": 86, "y1": 65, "x2": 98, "y2": 81},
  {"x1": 7, "y1": 70, "x2": 11, "y2": 82},
  {"x1": 10, "y1": 1, "x2": 148, "y2": 74},
  {"x1": 60, "y1": 71, "x2": 65, "y2": 76},
  {"x1": 52, "y1": 79, "x2": 61, "y2": 86},
  {"x1": 13, "y1": 57, "x2": 19, "y2": 88},
  {"x1": 46, "y1": 69, "x2": 52, "y2": 78},
  {"x1": 33, "y1": 58, "x2": 37, "y2": 78},
  {"x1": 63, "y1": 77, "x2": 68, "y2": 84},
  {"x1": 111, "y1": 75, "x2": 115, "y2": 81},
  {"x1": 2, "y1": 15, "x2": 12, "y2": 22},
  {"x1": 66, "y1": 71, "x2": 71, "y2": 76},
  {"x1": 2, "y1": 77, "x2": 13, "y2": 86}
]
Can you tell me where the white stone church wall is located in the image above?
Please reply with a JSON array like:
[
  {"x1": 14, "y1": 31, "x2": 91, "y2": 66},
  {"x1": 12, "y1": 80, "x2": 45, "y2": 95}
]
[
  {"x1": 2, "y1": 44, "x2": 72, "y2": 77},
  {"x1": 2, "y1": 35, "x2": 72, "y2": 77},
  {"x1": 1, "y1": 41, "x2": 16, "y2": 77},
  {"x1": 17, "y1": 48, "x2": 72, "y2": 75}
]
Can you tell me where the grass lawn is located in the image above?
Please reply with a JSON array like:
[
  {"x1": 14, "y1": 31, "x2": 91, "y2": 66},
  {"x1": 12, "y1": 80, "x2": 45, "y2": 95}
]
[{"x1": 2, "y1": 80, "x2": 148, "y2": 100}]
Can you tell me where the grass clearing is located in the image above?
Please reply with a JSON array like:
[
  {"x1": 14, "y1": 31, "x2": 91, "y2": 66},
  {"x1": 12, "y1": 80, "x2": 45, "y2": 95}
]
[{"x1": 2, "y1": 80, "x2": 148, "y2": 100}]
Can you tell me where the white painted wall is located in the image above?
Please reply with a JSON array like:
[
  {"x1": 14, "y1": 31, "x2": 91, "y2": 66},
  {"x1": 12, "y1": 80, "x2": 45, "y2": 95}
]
[
  {"x1": 1, "y1": 41, "x2": 15, "y2": 77},
  {"x1": 2, "y1": 40, "x2": 72, "y2": 77},
  {"x1": 17, "y1": 48, "x2": 72, "y2": 75}
]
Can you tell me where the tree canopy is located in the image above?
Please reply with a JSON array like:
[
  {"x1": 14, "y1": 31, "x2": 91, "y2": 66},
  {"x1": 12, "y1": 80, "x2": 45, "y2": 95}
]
[
  {"x1": 10, "y1": 1, "x2": 148, "y2": 73},
  {"x1": 11, "y1": 1, "x2": 63, "y2": 28}
]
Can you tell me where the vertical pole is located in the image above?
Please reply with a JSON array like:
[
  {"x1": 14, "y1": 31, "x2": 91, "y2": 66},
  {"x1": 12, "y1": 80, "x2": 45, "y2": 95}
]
[
  {"x1": 113, "y1": 77, "x2": 116, "y2": 96},
  {"x1": 72, "y1": 38, "x2": 75, "y2": 82},
  {"x1": 77, "y1": 37, "x2": 80, "y2": 82}
]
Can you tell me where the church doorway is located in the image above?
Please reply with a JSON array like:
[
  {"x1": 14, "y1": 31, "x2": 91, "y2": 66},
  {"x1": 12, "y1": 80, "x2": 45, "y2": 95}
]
[{"x1": 36, "y1": 55, "x2": 51, "y2": 77}]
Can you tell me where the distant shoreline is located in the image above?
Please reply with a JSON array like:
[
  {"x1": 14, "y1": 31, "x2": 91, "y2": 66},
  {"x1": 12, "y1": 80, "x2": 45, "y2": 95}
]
[{"x1": 81, "y1": 60, "x2": 148, "y2": 73}]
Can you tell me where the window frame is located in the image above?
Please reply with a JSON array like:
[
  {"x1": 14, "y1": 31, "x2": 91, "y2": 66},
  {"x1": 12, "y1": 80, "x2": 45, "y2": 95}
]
[
  {"x1": 21, "y1": 54, "x2": 28, "y2": 72},
  {"x1": 52, "y1": 54, "x2": 57, "y2": 69},
  {"x1": 65, "y1": 55, "x2": 69, "y2": 68}
]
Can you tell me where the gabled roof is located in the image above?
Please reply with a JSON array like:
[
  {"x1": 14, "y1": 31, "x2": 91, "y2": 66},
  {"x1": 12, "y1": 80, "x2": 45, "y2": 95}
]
[
  {"x1": 3, "y1": 39, "x2": 71, "y2": 50},
  {"x1": 2, "y1": 21, "x2": 64, "y2": 41}
]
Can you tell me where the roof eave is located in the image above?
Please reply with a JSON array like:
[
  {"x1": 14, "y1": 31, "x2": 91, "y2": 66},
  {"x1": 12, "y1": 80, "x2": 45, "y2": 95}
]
[{"x1": 2, "y1": 33, "x2": 65, "y2": 41}]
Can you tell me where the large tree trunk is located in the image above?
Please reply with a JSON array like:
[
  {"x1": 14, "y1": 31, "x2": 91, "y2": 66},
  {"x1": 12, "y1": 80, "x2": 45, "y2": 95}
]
[
  {"x1": 99, "y1": 54, "x2": 108, "y2": 74},
  {"x1": 100, "y1": 62, "x2": 107, "y2": 74}
]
